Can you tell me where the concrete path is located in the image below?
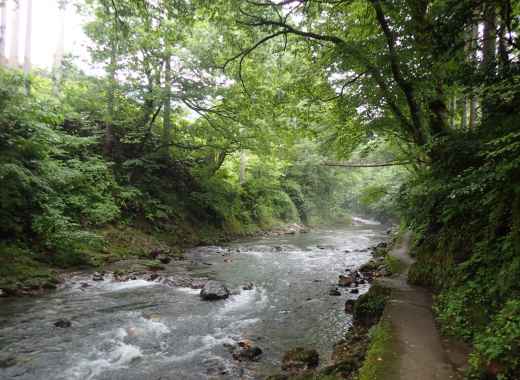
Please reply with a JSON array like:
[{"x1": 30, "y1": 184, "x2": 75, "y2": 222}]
[{"x1": 378, "y1": 233, "x2": 466, "y2": 380}]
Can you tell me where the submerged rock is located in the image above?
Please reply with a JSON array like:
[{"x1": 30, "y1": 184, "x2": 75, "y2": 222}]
[
  {"x1": 232, "y1": 340, "x2": 263, "y2": 361},
  {"x1": 281, "y1": 347, "x2": 319, "y2": 373},
  {"x1": 345, "y1": 299, "x2": 355, "y2": 313},
  {"x1": 92, "y1": 273, "x2": 104, "y2": 281},
  {"x1": 54, "y1": 319, "x2": 71, "y2": 328},
  {"x1": 329, "y1": 288, "x2": 341, "y2": 296},
  {"x1": 242, "y1": 282, "x2": 254, "y2": 290},
  {"x1": 200, "y1": 280, "x2": 230, "y2": 300},
  {"x1": 157, "y1": 255, "x2": 171, "y2": 264}
]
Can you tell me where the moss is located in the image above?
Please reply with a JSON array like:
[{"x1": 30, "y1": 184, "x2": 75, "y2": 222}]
[
  {"x1": 384, "y1": 255, "x2": 407, "y2": 275},
  {"x1": 353, "y1": 285, "x2": 391, "y2": 327},
  {"x1": 0, "y1": 243, "x2": 57, "y2": 294},
  {"x1": 357, "y1": 321, "x2": 399, "y2": 380}
]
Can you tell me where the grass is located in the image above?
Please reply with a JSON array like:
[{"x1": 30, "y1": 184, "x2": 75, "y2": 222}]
[
  {"x1": 385, "y1": 255, "x2": 407, "y2": 275},
  {"x1": 357, "y1": 321, "x2": 399, "y2": 380}
]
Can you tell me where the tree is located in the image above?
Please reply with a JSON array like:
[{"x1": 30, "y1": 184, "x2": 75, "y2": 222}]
[
  {"x1": 23, "y1": 0, "x2": 32, "y2": 94},
  {"x1": 0, "y1": 0, "x2": 7, "y2": 65},
  {"x1": 8, "y1": 0, "x2": 19, "y2": 68},
  {"x1": 52, "y1": 0, "x2": 67, "y2": 95}
]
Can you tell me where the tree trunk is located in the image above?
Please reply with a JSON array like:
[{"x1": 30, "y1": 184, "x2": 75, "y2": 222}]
[
  {"x1": 449, "y1": 96, "x2": 456, "y2": 129},
  {"x1": 239, "y1": 151, "x2": 247, "y2": 185},
  {"x1": 469, "y1": 23, "x2": 479, "y2": 128},
  {"x1": 497, "y1": 2, "x2": 510, "y2": 75},
  {"x1": 104, "y1": 42, "x2": 117, "y2": 157},
  {"x1": 9, "y1": 0, "x2": 20, "y2": 68},
  {"x1": 162, "y1": 54, "x2": 172, "y2": 151},
  {"x1": 23, "y1": 0, "x2": 32, "y2": 95},
  {"x1": 53, "y1": 0, "x2": 66, "y2": 96},
  {"x1": 0, "y1": 0, "x2": 7, "y2": 65},
  {"x1": 482, "y1": 3, "x2": 497, "y2": 77},
  {"x1": 482, "y1": 2, "x2": 497, "y2": 119},
  {"x1": 461, "y1": 96, "x2": 468, "y2": 129}
]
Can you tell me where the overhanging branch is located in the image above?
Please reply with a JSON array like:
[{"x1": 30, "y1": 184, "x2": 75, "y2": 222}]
[{"x1": 323, "y1": 160, "x2": 416, "y2": 168}]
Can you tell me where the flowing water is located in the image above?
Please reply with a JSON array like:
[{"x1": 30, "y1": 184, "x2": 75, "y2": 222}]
[{"x1": 0, "y1": 220, "x2": 387, "y2": 380}]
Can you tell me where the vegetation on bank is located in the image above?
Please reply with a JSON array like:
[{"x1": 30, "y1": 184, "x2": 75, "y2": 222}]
[{"x1": 357, "y1": 321, "x2": 398, "y2": 380}]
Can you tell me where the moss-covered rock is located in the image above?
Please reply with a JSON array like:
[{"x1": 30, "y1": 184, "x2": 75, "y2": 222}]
[
  {"x1": 353, "y1": 285, "x2": 391, "y2": 327},
  {"x1": 281, "y1": 347, "x2": 320, "y2": 373}
]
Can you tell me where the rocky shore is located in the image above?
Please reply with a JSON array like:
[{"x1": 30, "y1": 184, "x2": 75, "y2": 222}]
[
  {"x1": 264, "y1": 231, "x2": 397, "y2": 380},
  {"x1": 0, "y1": 223, "x2": 308, "y2": 298}
]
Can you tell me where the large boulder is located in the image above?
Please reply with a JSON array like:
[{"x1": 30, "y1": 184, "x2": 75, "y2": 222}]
[
  {"x1": 281, "y1": 347, "x2": 319, "y2": 373},
  {"x1": 338, "y1": 275, "x2": 353, "y2": 287},
  {"x1": 200, "y1": 280, "x2": 230, "y2": 300}
]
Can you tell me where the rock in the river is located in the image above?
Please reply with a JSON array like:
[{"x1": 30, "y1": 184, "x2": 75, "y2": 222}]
[
  {"x1": 149, "y1": 248, "x2": 169, "y2": 259},
  {"x1": 345, "y1": 299, "x2": 356, "y2": 313},
  {"x1": 200, "y1": 280, "x2": 230, "y2": 300},
  {"x1": 329, "y1": 288, "x2": 341, "y2": 296},
  {"x1": 281, "y1": 347, "x2": 319, "y2": 373},
  {"x1": 232, "y1": 340, "x2": 263, "y2": 361},
  {"x1": 92, "y1": 273, "x2": 104, "y2": 281},
  {"x1": 350, "y1": 288, "x2": 359, "y2": 294},
  {"x1": 338, "y1": 275, "x2": 353, "y2": 287},
  {"x1": 54, "y1": 319, "x2": 71, "y2": 328},
  {"x1": 158, "y1": 255, "x2": 171, "y2": 264},
  {"x1": 191, "y1": 279, "x2": 207, "y2": 289},
  {"x1": 242, "y1": 282, "x2": 254, "y2": 290},
  {"x1": 0, "y1": 355, "x2": 17, "y2": 368}
]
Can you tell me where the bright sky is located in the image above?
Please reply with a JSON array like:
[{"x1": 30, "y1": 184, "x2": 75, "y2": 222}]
[{"x1": 2, "y1": 0, "x2": 90, "y2": 69}]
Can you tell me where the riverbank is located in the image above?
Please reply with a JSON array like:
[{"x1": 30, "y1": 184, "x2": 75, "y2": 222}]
[
  {"x1": 0, "y1": 221, "x2": 308, "y2": 297},
  {"x1": 263, "y1": 230, "x2": 396, "y2": 379}
]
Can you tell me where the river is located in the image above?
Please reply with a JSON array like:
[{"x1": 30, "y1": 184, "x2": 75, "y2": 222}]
[{"x1": 0, "y1": 220, "x2": 387, "y2": 380}]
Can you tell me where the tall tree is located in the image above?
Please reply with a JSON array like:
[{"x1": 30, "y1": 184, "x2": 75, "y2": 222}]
[
  {"x1": 8, "y1": 0, "x2": 19, "y2": 68},
  {"x1": 482, "y1": 1, "x2": 497, "y2": 119},
  {"x1": 53, "y1": 0, "x2": 67, "y2": 95},
  {"x1": 23, "y1": 0, "x2": 32, "y2": 94},
  {"x1": 0, "y1": 0, "x2": 7, "y2": 65}
]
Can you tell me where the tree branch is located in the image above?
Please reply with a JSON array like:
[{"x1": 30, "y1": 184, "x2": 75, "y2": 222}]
[{"x1": 324, "y1": 160, "x2": 416, "y2": 168}]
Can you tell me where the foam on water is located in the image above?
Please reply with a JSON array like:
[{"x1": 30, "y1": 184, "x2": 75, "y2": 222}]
[
  {"x1": 66, "y1": 340, "x2": 142, "y2": 380},
  {"x1": 98, "y1": 279, "x2": 158, "y2": 292},
  {"x1": 167, "y1": 335, "x2": 235, "y2": 363},
  {"x1": 351, "y1": 216, "x2": 381, "y2": 225}
]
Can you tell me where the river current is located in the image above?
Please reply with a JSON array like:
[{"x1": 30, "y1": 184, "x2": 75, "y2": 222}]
[{"x1": 0, "y1": 219, "x2": 386, "y2": 380}]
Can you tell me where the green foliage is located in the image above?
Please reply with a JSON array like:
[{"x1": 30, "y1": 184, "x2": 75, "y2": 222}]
[
  {"x1": 0, "y1": 69, "x2": 121, "y2": 266},
  {"x1": 469, "y1": 300, "x2": 520, "y2": 380}
]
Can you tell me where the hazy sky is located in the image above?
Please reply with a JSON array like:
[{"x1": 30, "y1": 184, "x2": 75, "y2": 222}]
[{"x1": 2, "y1": 0, "x2": 90, "y2": 68}]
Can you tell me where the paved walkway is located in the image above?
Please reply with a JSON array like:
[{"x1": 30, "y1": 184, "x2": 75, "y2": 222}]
[{"x1": 378, "y1": 233, "x2": 466, "y2": 380}]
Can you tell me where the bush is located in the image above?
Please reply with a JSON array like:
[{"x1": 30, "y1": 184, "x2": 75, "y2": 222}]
[{"x1": 469, "y1": 300, "x2": 520, "y2": 380}]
